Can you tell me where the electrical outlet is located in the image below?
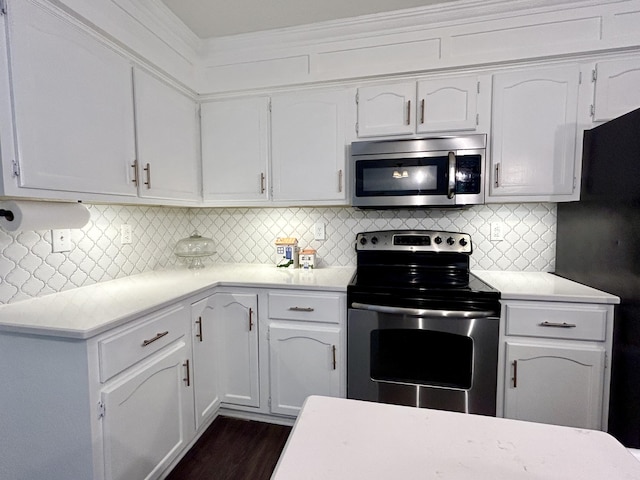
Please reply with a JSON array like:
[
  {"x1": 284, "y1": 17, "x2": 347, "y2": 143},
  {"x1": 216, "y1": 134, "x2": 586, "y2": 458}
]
[
  {"x1": 490, "y1": 222, "x2": 505, "y2": 242},
  {"x1": 51, "y1": 229, "x2": 72, "y2": 252},
  {"x1": 121, "y1": 224, "x2": 132, "y2": 245},
  {"x1": 314, "y1": 222, "x2": 326, "y2": 241}
]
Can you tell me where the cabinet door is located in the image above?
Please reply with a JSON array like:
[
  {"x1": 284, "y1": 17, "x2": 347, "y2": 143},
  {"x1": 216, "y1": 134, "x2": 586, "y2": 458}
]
[
  {"x1": 356, "y1": 82, "x2": 416, "y2": 137},
  {"x1": 6, "y1": 0, "x2": 136, "y2": 197},
  {"x1": 201, "y1": 97, "x2": 270, "y2": 204},
  {"x1": 416, "y1": 76, "x2": 478, "y2": 133},
  {"x1": 269, "y1": 323, "x2": 341, "y2": 416},
  {"x1": 271, "y1": 89, "x2": 349, "y2": 203},
  {"x1": 503, "y1": 341, "x2": 605, "y2": 429},
  {"x1": 102, "y1": 341, "x2": 195, "y2": 480},
  {"x1": 593, "y1": 58, "x2": 640, "y2": 122},
  {"x1": 133, "y1": 68, "x2": 200, "y2": 203},
  {"x1": 212, "y1": 292, "x2": 260, "y2": 407},
  {"x1": 490, "y1": 65, "x2": 580, "y2": 198},
  {"x1": 191, "y1": 297, "x2": 221, "y2": 430}
]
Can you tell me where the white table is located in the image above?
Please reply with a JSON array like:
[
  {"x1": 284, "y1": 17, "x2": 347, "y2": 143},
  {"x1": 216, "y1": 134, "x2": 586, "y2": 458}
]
[{"x1": 272, "y1": 396, "x2": 640, "y2": 479}]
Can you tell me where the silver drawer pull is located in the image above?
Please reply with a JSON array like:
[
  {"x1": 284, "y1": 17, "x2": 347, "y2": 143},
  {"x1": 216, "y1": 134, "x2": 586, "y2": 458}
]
[
  {"x1": 539, "y1": 321, "x2": 577, "y2": 328},
  {"x1": 142, "y1": 331, "x2": 169, "y2": 346},
  {"x1": 289, "y1": 306, "x2": 314, "y2": 312}
]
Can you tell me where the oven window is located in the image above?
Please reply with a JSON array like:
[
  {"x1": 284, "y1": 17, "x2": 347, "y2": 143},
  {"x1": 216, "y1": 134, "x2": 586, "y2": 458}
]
[{"x1": 370, "y1": 329, "x2": 472, "y2": 389}]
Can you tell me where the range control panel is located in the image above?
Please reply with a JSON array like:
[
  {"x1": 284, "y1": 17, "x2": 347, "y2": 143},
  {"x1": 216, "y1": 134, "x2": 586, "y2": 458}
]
[{"x1": 355, "y1": 230, "x2": 472, "y2": 254}]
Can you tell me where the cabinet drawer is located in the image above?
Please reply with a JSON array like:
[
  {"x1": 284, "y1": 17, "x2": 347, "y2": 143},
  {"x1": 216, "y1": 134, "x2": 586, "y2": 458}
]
[
  {"x1": 269, "y1": 292, "x2": 343, "y2": 323},
  {"x1": 99, "y1": 305, "x2": 187, "y2": 382},
  {"x1": 505, "y1": 303, "x2": 607, "y2": 341}
]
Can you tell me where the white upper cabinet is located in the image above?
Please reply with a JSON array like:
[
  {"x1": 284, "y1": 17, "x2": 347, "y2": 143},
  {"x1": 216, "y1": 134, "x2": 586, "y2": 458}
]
[
  {"x1": 4, "y1": 0, "x2": 137, "y2": 198},
  {"x1": 201, "y1": 97, "x2": 270, "y2": 204},
  {"x1": 356, "y1": 82, "x2": 417, "y2": 137},
  {"x1": 489, "y1": 64, "x2": 585, "y2": 201},
  {"x1": 592, "y1": 57, "x2": 640, "y2": 123},
  {"x1": 357, "y1": 75, "x2": 487, "y2": 137},
  {"x1": 133, "y1": 68, "x2": 200, "y2": 203},
  {"x1": 271, "y1": 88, "x2": 351, "y2": 204}
]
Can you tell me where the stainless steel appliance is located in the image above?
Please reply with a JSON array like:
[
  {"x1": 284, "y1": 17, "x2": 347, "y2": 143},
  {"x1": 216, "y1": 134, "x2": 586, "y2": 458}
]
[
  {"x1": 350, "y1": 135, "x2": 486, "y2": 208},
  {"x1": 555, "y1": 106, "x2": 640, "y2": 447},
  {"x1": 347, "y1": 229, "x2": 500, "y2": 415}
]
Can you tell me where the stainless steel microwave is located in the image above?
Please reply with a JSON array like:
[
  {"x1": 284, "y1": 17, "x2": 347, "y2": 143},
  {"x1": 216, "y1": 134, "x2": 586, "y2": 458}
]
[{"x1": 351, "y1": 134, "x2": 486, "y2": 208}]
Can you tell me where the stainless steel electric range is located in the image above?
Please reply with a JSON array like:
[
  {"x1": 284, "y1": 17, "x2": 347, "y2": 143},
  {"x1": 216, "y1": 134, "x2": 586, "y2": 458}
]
[{"x1": 347, "y1": 229, "x2": 501, "y2": 416}]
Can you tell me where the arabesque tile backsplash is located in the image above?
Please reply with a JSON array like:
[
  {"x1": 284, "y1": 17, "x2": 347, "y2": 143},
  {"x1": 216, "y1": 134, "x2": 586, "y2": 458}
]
[{"x1": 0, "y1": 203, "x2": 556, "y2": 304}]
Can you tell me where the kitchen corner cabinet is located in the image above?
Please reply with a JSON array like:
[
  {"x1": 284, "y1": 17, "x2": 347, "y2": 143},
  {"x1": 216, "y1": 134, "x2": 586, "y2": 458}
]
[
  {"x1": 356, "y1": 75, "x2": 489, "y2": 137},
  {"x1": 488, "y1": 64, "x2": 586, "y2": 202},
  {"x1": 191, "y1": 297, "x2": 222, "y2": 430},
  {"x1": 1, "y1": 0, "x2": 137, "y2": 199},
  {"x1": 267, "y1": 291, "x2": 346, "y2": 416},
  {"x1": 592, "y1": 56, "x2": 640, "y2": 123},
  {"x1": 270, "y1": 88, "x2": 351, "y2": 204},
  {"x1": 209, "y1": 291, "x2": 260, "y2": 408},
  {"x1": 201, "y1": 97, "x2": 270, "y2": 204},
  {"x1": 499, "y1": 300, "x2": 613, "y2": 430},
  {"x1": 132, "y1": 68, "x2": 200, "y2": 203}
]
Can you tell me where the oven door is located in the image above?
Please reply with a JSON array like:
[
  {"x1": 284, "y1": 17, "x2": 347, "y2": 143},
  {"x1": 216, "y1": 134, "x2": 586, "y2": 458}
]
[{"x1": 347, "y1": 304, "x2": 499, "y2": 415}]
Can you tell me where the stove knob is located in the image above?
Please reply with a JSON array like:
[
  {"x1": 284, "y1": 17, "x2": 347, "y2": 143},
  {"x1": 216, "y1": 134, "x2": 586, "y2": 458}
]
[
  {"x1": 359, "y1": 237, "x2": 367, "y2": 246},
  {"x1": 371, "y1": 236, "x2": 378, "y2": 245},
  {"x1": 434, "y1": 236, "x2": 442, "y2": 245},
  {"x1": 460, "y1": 238, "x2": 468, "y2": 247},
  {"x1": 446, "y1": 237, "x2": 455, "y2": 246}
]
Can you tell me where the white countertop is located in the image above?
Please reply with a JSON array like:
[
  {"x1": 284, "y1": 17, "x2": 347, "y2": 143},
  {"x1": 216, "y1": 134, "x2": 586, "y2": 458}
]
[
  {"x1": 0, "y1": 267, "x2": 619, "y2": 340},
  {"x1": 0, "y1": 264, "x2": 355, "y2": 339},
  {"x1": 473, "y1": 270, "x2": 620, "y2": 304},
  {"x1": 272, "y1": 396, "x2": 640, "y2": 479}
]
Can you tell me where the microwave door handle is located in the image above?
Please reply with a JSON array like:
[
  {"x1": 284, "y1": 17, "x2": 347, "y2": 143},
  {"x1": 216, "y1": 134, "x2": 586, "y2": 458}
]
[{"x1": 447, "y1": 152, "x2": 456, "y2": 199}]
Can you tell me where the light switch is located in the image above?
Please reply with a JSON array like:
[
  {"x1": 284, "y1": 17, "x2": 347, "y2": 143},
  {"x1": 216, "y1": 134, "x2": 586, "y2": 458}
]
[{"x1": 51, "y1": 229, "x2": 72, "y2": 252}]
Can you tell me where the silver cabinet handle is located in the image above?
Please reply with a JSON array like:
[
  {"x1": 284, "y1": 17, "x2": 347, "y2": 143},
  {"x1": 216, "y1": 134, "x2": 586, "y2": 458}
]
[
  {"x1": 131, "y1": 160, "x2": 139, "y2": 186},
  {"x1": 183, "y1": 359, "x2": 190, "y2": 386},
  {"x1": 143, "y1": 163, "x2": 151, "y2": 189},
  {"x1": 447, "y1": 151, "x2": 456, "y2": 200},
  {"x1": 512, "y1": 360, "x2": 518, "y2": 388},
  {"x1": 289, "y1": 306, "x2": 315, "y2": 312},
  {"x1": 494, "y1": 163, "x2": 500, "y2": 188},
  {"x1": 195, "y1": 316, "x2": 203, "y2": 342},
  {"x1": 338, "y1": 169, "x2": 343, "y2": 193},
  {"x1": 351, "y1": 302, "x2": 496, "y2": 319},
  {"x1": 142, "y1": 330, "x2": 168, "y2": 347},
  {"x1": 406, "y1": 100, "x2": 411, "y2": 125},
  {"x1": 420, "y1": 99, "x2": 425, "y2": 124},
  {"x1": 332, "y1": 345, "x2": 337, "y2": 370},
  {"x1": 260, "y1": 172, "x2": 266, "y2": 194},
  {"x1": 249, "y1": 307, "x2": 254, "y2": 331},
  {"x1": 539, "y1": 321, "x2": 577, "y2": 328}
]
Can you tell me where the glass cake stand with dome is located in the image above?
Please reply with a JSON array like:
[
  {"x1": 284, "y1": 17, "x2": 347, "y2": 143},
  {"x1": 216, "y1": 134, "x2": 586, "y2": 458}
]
[{"x1": 174, "y1": 232, "x2": 217, "y2": 269}]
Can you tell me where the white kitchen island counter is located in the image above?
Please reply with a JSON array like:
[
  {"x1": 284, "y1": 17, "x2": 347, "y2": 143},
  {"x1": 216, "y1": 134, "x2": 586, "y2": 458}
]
[
  {"x1": 0, "y1": 263, "x2": 355, "y2": 339},
  {"x1": 272, "y1": 396, "x2": 640, "y2": 479}
]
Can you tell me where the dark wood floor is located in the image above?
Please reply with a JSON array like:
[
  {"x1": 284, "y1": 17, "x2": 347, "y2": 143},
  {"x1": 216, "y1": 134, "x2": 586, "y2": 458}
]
[{"x1": 165, "y1": 416, "x2": 292, "y2": 480}]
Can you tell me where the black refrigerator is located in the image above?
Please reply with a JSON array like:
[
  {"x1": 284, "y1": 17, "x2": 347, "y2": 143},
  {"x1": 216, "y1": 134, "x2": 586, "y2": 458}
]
[{"x1": 555, "y1": 106, "x2": 640, "y2": 447}]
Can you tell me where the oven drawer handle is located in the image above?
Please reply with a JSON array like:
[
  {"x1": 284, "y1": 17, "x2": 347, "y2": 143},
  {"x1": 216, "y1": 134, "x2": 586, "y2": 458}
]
[{"x1": 351, "y1": 302, "x2": 496, "y2": 318}]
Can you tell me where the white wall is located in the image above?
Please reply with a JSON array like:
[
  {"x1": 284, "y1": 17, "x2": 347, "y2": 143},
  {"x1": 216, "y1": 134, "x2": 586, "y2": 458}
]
[{"x1": 0, "y1": 203, "x2": 556, "y2": 304}]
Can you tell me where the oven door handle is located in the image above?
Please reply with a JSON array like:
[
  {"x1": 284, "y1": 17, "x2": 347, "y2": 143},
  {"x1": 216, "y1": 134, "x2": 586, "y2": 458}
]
[{"x1": 351, "y1": 302, "x2": 496, "y2": 318}]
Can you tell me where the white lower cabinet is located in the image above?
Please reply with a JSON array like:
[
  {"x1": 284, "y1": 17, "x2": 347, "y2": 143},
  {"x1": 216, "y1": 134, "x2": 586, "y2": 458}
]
[
  {"x1": 210, "y1": 291, "x2": 260, "y2": 408},
  {"x1": 269, "y1": 323, "x2": 341, "y2": 416},
  {"x1": 101, "y1": 340, "x2": 195, "y2": 480},
  {"x1": 98, "y1": 304, "x2": 195, "y2": 480},
  {"x1": 503, "y1": 341, "x2": 605, "y2": 429},
  {"x1": 191, "y1": 296, "x2": 221, "y2": 430},
  {"x1": 266, "y1": 290, "x2": 346, "y2": 416},
  {"x1": 498, "y1": 300, "x2": 613, "y2": 430}
]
